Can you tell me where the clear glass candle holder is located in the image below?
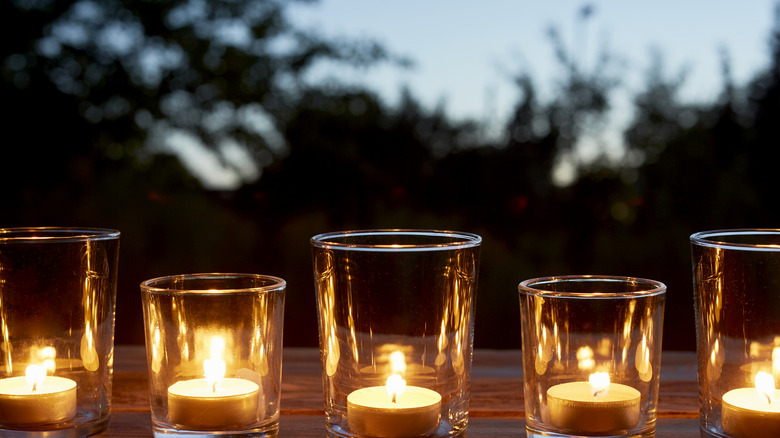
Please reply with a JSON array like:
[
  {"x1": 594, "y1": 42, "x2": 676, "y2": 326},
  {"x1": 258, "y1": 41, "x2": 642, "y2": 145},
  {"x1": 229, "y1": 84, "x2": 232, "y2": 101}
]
[
  {"x1": 518, "y1": 275, "x2": 666, "y2": 438},
  {"x1": 140, "y1": 273, "x2": 286, "y2": 438},
  {"x1": 691, "y1": 229, "x2": 780, "y2": 438},
  {"x1": 0, "y1": 227, "x2": 120, "y2": 437},
  {"x1": 311, "y1": 230, "x2": 482, "y2": 438}
]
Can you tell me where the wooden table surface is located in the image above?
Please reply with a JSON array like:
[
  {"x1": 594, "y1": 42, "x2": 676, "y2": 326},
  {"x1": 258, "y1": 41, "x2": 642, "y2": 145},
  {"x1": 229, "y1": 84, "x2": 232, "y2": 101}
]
[{"x1": 98, "y1": 346, "x2": 701, "y2": 437}]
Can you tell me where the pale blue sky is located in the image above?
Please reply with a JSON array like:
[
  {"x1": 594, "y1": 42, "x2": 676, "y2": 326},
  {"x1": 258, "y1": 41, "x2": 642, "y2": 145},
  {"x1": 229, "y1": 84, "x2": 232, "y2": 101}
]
[{"x1": 290, "y1": 1, "x2": 776, "y2": 125}]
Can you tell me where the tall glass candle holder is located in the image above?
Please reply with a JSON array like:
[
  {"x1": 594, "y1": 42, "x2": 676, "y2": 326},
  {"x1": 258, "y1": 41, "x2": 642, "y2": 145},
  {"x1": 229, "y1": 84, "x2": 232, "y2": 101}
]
[
  {"x1": 0, "y1": 227, "x2": 120, "y2": 437},
  {"x1": 140, "y1": 273, "x2": 285, "y2": 438},
  {"x1": 518, "y1": 275, "x2": 666, "y2": 438},
  {"x1": 691, "y1": 229, "x2": 780, "y2": 438},
  {"x1": 311, "y1": 230, "x2": 481, "y2": 438}
]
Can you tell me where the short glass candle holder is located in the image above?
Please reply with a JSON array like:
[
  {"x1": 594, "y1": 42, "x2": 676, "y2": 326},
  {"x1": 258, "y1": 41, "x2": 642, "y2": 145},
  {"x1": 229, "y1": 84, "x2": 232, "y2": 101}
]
[
  {"x1": 140, "y1": 273, "x2": 286, "y2": 438},
  {"x1": 691, "y1": 229, "x2": 780, "y2": 438},
  {"x1": 0, "y1": 227, "x2": 120, "y2": 437},
  {"x1": 310, "y1": 230, "x2": 482, "y2": 438},
  {"x1": 518, "y1": 275, "x2": 666, "y2": 438}
]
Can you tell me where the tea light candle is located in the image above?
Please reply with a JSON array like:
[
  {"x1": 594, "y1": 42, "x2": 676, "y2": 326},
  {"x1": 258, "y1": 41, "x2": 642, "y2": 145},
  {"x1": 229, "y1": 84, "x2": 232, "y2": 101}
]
[
  {"x1": 167, "y1": 357, "x2": 260, "y2": 428},
  {"x1": 547, "y1": 372, "x2": 641, "y2": 434},
  {"x1": 0, "y1": 364, "x2": 77, "y2": 425},
  {"x1": 722, "y1": 371, "x2": 780, "y2": 438},
  {"x1": 347, "y1": 374, "x2": 442, "y2": 437}
]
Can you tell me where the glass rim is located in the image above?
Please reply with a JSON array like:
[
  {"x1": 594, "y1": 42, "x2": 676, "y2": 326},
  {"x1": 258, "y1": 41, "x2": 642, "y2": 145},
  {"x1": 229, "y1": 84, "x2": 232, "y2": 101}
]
[
  {"x1": 518, "y1": 275, "x2": 667, "y2": 298},
  {"x1": 140, "y1": 273, "x2": 286, "y2": 295},
  {"x1": 0, "y1": 227, "x2": 120, "y2": 243},
  {"x1": 690, "y1": 228, "x2": 780, "y2": 250},
  {"x1": 310, "y1": 229, "x2": 482, "y2": 251}
]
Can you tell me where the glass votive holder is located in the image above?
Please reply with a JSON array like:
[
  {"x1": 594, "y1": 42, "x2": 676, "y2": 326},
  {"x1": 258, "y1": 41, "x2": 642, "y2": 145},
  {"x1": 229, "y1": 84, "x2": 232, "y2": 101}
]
[
  {"x1": 518, "y1": 275, "x2": 666, "y2": 438},
  {"x1": 0, "y1": 227, "x2": 120, "y2": 437},
  {"x1": 691, "y1": 229, "x2": 780, "y2": 438},
  {"x1": 310, "y1": 229, "x2": 482, "y2": 438},
  {"x1": 140, "y1": 273, "x2": 286, "y2": 437}
]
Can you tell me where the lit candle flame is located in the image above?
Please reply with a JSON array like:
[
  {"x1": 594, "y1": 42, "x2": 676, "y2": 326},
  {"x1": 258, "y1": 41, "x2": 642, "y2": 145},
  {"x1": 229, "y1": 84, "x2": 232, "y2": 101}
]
[
  {"x1": 756, "y1": 371, "x2": 775, "y2": 404},
  {"x1": 25, "y1": 364, "x2": 46, "y2": 392},
  {"x1": 386, "y1": 374, "x2": 406, "y2": 404},
  {"x1": 589, "y1": 372, "x2": 610, "y2": 397},
  {"x1": 204, "y1": 336, "x2": 227, "y2": 394},
  {"x1": 204, "y1": 358, "x2": 226, "y2": 393}
]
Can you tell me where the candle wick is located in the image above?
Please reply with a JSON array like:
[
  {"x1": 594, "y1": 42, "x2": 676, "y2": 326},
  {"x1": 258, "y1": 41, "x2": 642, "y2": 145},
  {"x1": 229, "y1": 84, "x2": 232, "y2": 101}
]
[
  {"x1": 593, "y1": 388, "x2": 605, "y2": 397},
  {"x1": 212, "y1": 382, "x2": 217, "y2": 394},
  {"x1": 764, "y1": 392, "x2": 772, "y2": 405},
  {"x1": 391, "y1": 392, "x2": 397, "y2": 404},
  {"x1": 32, "y1": 382, "x2": 37, "y2": 392}
]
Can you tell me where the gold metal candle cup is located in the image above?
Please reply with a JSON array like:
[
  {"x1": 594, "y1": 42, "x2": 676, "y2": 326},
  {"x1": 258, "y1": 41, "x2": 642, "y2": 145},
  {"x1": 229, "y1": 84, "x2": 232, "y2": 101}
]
[
  {"x1": 167, "y1": 378, "x2": 260, "y2": 429},
  {"x1": 721, "y1": 388, "x2": 780, "y2": 438},
  {"x1": 0, "y1": 376, "x2": 77, "y2": 425},
  {"x1": 347, "y1": 386, "x2": 442, "y2": 437},
  {"x1": 546, "y1": 381, "x2": 641, "y2": 433}
]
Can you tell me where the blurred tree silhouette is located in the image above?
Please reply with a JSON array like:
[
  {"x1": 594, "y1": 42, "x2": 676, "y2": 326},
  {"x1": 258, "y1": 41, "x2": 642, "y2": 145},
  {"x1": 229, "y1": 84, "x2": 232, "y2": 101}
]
[
  {"x1": 570, "y1": 5, "x2": 780, "y2": 344},
  {"x1": 1, "y1": 0, "x2": 406, "y2": 345},
  {"x1": 1, "y1": 0, "x2": 402, "y2": 190},
  {"x1": 3, "y1": 0, "x2": 780, "y2": 350},
  {"x1": 253, "y1": 87, "x2": 479, "y2": 223}
]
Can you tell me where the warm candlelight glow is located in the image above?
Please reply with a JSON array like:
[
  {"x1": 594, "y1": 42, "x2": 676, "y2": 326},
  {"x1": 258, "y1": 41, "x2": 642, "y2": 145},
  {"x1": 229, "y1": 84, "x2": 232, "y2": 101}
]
[
  {"x1": 210, "y1": 336, "x2": 225, "y2": 358},
  {"x1": 204, "y1": 337, "x2": 227, "y2": 393},
  {"x1": 386, "y1": 374, "x2": 406, "y2": 404},
  {"x1": 634, "y1": 334, "x2": 653, "y2": 382},
  {"x1": 167, "y1": 333, "x2": 261, "y2": 428},
  {"x1": 589, "y1": 372, "x2": 610, "y2": 397},
  {"x1": 39, "y1": 346, "x2": 57, "y2": 373},
  {"x1": 577, "y1": 346, "x2": 595, "y2": 371},
  {"x1": 390, "y1": 350, "x2": 406, "y2": 374},
  {"x1": 25, "y1": 365, "x2": 46, "y2": 392},
  {"x1": 81, "y1": 323, "x2": 99, "y2": 371},
  {"x1": 756, "y1": 371, "x2": 775, "y2": 403}
]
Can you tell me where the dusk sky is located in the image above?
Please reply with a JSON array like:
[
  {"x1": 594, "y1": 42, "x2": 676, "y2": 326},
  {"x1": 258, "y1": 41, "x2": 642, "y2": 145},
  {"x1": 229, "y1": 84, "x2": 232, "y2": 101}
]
[
  {"x1": 166, "y1": 1, "x2": 779, "y2": 189},
  {"x1": 276, "y1": 1, "x2": 777, "y2": 186},
  {"x1": 290, "y1": 1, "x2": 776, "y2": 126}
]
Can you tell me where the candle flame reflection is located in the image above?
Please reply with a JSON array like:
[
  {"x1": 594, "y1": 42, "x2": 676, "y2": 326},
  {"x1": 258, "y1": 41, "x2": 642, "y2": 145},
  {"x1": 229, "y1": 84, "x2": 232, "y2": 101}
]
[
  {"x1": 386, "y1": 374, "x2": 406, "y2": 404},
  {"x1": 589, "y1": 372, "x2": 610, "y2": 397},
  {"x1": 577, "y1": 346, "x2": 594, "y2": 371},
  {"x1": 37, "y1": 346, "x2": 57, "y2": 373},
  {"x1": 756, "y1": 371, "x2": 775, "y2": 404},
  {"x1": 773, "y1": 347, "x2": 780, "y2": 378},
  {"x1": 26, "y1": 364, "x2": 46, "y2": 392},
  {"x1": 315, "y1": 250, "x2": 340, "y2": 377},
  {"x1": 81, "y1": 240, "x2": 107, "y2": 372},
  {"x1": 390, "y1": 351, "x2": 406, "y2": 375}
]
